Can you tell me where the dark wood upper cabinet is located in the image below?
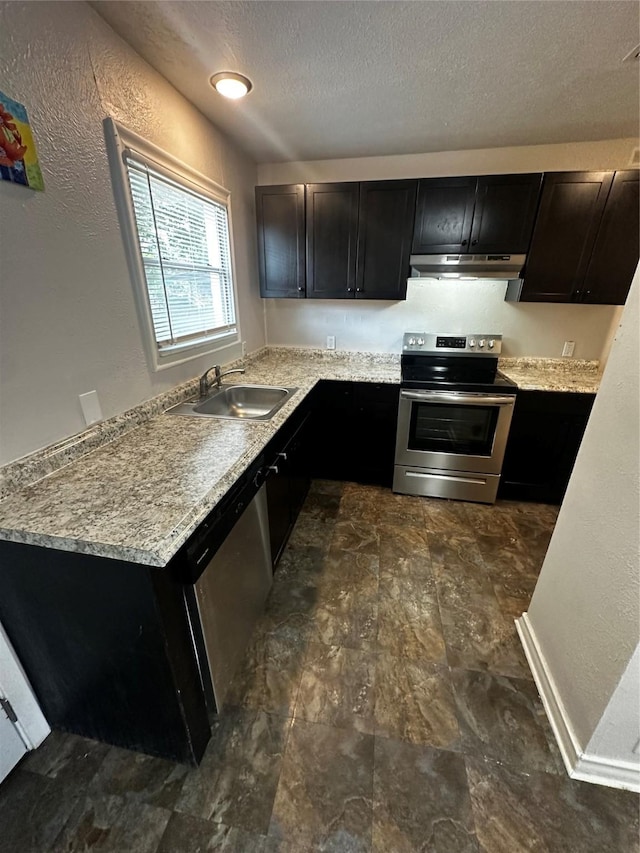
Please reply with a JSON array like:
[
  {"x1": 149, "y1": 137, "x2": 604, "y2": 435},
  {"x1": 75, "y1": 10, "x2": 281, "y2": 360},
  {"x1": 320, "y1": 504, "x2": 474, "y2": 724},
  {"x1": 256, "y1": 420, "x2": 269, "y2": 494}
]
[
  {"x1": 256, "y1": 184, "x2": 306, "y2": 298},
  {"x1": 355, "y1": 180, "x2": 417, "y2": 300},
  {"x1": 412, "y1": 177, "x2": 476, "y2": 253},
  {"x1": 257, "y1": 170, "x2": 635, "y2": 304},
  {"x1": 469, "y1": 174, "x2": 543, "y2": 253},
  {"x1": 581, "y1": 170, "x2": 639, "y2": 305},
  {"x1": 306, "y1": 183, "x2": 359, "y2": 299},
  {"x1": 519, "y1": 172, "x2": 614, "y2": 303},
  {"x1": 412, "y1": 174, "x2": 542, "y2": 255}
]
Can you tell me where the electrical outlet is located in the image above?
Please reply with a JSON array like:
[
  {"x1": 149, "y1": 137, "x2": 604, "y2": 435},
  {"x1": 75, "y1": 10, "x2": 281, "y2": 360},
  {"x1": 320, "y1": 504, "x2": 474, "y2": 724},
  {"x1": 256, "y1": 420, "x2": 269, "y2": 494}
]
[
  {"x1": 326, "y1": 335, "x2": 336, "y2": 350},
  {"x1": 562, "y1": 340, "x2": 575, "y2": 357},
  {"x1": 79, "y1": 390, "x2": 103, "y2": 426},
  {"x1": 241, "y1": 340, "x2": 247, "y2": 357}
]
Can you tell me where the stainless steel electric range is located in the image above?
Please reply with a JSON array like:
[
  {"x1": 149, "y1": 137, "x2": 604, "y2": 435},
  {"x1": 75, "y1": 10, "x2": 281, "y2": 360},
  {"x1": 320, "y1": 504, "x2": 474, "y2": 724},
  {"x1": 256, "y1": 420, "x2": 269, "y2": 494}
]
[{"x1": 393, "y1": 332, "x2": 517, "y2": 504}]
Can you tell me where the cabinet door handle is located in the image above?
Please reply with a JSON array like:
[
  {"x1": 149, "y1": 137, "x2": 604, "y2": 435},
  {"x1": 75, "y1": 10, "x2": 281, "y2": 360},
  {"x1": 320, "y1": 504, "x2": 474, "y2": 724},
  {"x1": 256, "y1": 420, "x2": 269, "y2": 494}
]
[
  {"x1": 297, "y1": 286, "x2": 304, "y2": 292},
  {"x1": 461, "y1": 239, "x2": 468, "y2": 246},
  {"x1": 268, "y1": 464, "x2": 279, "y2": 475},
  {"x1": 471, "y1": 239, "x2": 478, "y2": 246},
  {"x1": 356, "y1": 287, "x2": 363, "y2": 292},
  {"x1": 195, "y1": 547, "x2": 211, "y2": 566},
  {"x1": 347, "y1": 287, "x2": 354, "y2": 292},
  {"x1": 277, "y1": 452, "x2": 288, "y2": 461}
]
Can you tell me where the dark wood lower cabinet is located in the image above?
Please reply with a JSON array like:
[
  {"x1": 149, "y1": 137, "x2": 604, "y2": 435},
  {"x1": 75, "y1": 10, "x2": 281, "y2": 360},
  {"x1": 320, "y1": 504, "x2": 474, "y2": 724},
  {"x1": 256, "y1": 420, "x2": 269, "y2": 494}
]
[
  {"x1": 0, "y1": 542, "x2": 210, "y2": 765},
  {"x1": 265, "y1": 410, "x2": 312, "y2": 567},
  {"x1": 308, "y1": 380, "x2": 400, "y2": 487},
  {"x1": 499, "y1": 391, "x2": 595, "y2": 504}
]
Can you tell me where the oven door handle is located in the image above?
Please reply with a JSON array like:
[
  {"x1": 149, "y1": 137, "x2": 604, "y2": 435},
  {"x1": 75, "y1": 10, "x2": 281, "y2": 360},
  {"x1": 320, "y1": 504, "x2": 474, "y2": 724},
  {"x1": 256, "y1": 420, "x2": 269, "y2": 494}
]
[{"x1": 400, "y1": 390, "x2": 515, "y2": 406}]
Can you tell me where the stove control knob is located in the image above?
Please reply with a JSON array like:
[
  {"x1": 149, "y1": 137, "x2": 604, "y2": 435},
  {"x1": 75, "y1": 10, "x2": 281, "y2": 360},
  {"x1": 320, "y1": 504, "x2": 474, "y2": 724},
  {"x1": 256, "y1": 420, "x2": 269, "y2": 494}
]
[
  {"x1": 408, "y1": 337, "x2": 416, "y2": 346},
  {"x1": 478, "y1": 339, "x2": 486, "y2": 348},
  {"x1": 488, "y1": 339, "x2": 495, "y2": 349},
  {"x1": 469, "y1": 339, "x2": 476, "y2": 348},
  {"x1": 417, "y1": 338, "x2": 425, "y2": 346}
]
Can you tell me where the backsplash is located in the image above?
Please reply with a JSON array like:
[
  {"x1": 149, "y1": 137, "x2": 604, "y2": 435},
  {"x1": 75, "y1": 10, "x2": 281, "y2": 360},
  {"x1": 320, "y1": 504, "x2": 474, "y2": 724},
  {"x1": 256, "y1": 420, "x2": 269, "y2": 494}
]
[{"x1": 265, "y1": 278, "x2": 623, "y2": 361}]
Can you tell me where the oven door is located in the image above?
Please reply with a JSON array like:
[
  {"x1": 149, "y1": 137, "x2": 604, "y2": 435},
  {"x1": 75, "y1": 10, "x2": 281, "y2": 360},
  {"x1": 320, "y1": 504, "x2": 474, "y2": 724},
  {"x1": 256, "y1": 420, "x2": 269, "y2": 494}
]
[{"x1": 395, "y1": 389, "x2": 515, "y2": 475}]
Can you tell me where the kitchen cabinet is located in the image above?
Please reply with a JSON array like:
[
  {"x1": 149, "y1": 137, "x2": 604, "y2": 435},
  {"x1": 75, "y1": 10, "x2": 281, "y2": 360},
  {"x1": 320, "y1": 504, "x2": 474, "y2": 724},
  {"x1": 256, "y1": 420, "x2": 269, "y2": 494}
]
[
  {"x1": 259, "y1": 180, "x2": 417, "y2": 301},
  {"x1": 264, "y1": 409, "x2": 312, "y2": 566},
  {"x1": 412, "y1": 173, "x2": 542, "y2": 254},
  {"x1": 581, "y1": 170, "x2": 640, "y2": 305},
  {"x1": 0, "y1": 538, "x2": 211, "y2": 765},
  {"x1": 499, "y1": 391, "x2": 595, "y2": 504},
  {"x1": 355, "y1": 180, "x2": 417, "y2": 299},
  {"x1": 256, "y1": 184, "x2": 305, "y2": 298},
  {"x1": 517, "y1": 170, "x2": 639, "y2": 305},
  {"x1": 306, "y1": 182, "x2": 359, "y2": 299},
  {"x1": 309, "y1": 381, "x2": 400, "y2": 486}
]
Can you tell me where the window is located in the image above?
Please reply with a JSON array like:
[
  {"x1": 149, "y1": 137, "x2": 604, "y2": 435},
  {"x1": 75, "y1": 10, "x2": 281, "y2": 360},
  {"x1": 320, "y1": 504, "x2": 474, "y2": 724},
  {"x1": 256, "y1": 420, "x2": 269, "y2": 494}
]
[{"x1": 106, "y1": 119, "x2": 240, "y2": 370}]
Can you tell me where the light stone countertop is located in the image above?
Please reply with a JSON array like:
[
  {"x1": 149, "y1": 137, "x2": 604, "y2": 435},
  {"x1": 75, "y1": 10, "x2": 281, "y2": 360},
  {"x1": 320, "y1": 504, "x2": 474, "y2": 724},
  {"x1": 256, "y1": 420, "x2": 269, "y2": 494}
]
[
  {"x1": 0, "y1": 349, "x2": 400, "y2": 567},
  {"x1": 499, "y1": 357, "x2": 601, "y2": 393},
  {"x1": 0, "y1": 348, "x2": 599, "y2": 567}
]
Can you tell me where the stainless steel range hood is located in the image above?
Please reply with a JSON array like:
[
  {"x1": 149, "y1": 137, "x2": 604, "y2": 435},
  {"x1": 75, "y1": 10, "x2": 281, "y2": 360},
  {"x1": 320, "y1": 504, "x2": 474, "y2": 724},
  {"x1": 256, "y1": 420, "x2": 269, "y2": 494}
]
[{"x1": 409, "y1": 253, "x2": 526, "y2": 280}]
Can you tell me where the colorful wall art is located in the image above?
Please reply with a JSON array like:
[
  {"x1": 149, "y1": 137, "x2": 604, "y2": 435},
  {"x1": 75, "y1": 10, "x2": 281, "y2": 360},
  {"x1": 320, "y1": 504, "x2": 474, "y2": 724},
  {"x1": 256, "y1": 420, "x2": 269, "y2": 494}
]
[{"x1": 0, "y1": 90, "x2": 44, "y2": 191}]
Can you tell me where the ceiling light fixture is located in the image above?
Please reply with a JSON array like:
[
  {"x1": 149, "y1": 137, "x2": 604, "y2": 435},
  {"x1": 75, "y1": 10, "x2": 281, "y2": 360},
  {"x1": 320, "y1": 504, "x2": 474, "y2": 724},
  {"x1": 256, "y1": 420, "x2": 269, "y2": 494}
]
[{"x1": 210, "y1": 71, "x2": 253, "y2": 99}]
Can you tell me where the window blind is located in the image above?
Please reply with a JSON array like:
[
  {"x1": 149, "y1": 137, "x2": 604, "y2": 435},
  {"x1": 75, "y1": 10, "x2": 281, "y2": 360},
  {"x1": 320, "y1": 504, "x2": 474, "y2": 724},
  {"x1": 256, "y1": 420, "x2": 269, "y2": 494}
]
[{"x1": 125, "y1": 156, "x2": 236, "y2": 350}]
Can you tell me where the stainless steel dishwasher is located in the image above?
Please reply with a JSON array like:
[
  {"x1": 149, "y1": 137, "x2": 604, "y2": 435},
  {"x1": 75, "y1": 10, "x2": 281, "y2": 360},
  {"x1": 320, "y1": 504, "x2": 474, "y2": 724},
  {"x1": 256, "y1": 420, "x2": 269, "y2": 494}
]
[{"x1": 184, "y1": 481, "x2": 272, "y2": 714}]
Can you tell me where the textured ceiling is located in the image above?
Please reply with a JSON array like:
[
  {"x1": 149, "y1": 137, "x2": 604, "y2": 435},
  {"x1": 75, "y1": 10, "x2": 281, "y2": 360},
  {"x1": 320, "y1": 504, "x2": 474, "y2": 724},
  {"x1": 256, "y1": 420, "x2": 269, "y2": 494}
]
[{"x1": 91, "y1": 0, "x2": 640, "y2": 163}]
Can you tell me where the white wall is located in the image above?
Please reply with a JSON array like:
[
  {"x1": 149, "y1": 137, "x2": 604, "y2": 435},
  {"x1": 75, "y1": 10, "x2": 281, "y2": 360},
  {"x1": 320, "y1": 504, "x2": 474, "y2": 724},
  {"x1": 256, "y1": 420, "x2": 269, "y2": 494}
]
[
  {"x1": 258, "y1": 138, "x2": 638, "y2": 185},
  {"x1": 259, "y1": 140, "x2": 633, "y2": 358},
  {"x1": 0, "y1": 1, "x2": 264, "y2": 465},
  {"x1": 526, "y1": 266, "x2": 639, "y2": 770},
  {"x1": 265, "y1": 279, "x2": 622, "y2": 359},
  {"x1": 585, "y1": 645, "x2": 640, "y2": 767}
]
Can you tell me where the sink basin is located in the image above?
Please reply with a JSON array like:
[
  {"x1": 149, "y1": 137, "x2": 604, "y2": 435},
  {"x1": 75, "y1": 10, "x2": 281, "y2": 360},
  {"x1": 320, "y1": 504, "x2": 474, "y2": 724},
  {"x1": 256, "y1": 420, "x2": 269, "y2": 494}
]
[{"x1": 166, "y1": 384, "x2": 298, "y2": 421}]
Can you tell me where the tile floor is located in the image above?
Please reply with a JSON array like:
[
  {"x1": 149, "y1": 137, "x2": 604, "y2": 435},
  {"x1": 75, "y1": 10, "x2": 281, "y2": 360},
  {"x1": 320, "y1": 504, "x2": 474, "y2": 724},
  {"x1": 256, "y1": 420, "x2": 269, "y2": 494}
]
[{"x1": 1, "y1": 481, "x2": 638, "y2": 852}]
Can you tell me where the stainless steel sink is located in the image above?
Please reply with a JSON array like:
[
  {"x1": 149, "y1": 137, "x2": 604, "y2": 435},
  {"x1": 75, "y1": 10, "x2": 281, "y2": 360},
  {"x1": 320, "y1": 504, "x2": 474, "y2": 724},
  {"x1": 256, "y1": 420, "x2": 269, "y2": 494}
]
[{"x1": 166, "y1": 384, "x2": 298, "y2": 421}]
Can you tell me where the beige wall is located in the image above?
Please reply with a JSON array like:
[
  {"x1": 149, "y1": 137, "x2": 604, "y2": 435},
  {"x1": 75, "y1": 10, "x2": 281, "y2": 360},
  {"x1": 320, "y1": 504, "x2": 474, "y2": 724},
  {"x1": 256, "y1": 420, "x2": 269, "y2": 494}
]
[
  {"x1": 527, "y1": 266, "x2": 639, "y2": 766},
  {"x1": 259, "y1": 139, "x2": 633, "y2": 359},
  {"x1": 257, "y1": 138, "x2": 638, "y2": 184},
  {"x1": 0, "y1": 1, "x2": 264, "y2": 465},
  {"x1": 265, "y1": 280, "x2": 622, "y2": 360}
]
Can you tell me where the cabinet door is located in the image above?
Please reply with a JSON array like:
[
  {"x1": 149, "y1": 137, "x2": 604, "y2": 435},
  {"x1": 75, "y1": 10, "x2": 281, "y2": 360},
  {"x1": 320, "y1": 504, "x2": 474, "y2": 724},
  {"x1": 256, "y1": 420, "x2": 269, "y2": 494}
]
[
  {"x1": 355, "y1": 180, "x2": 417, "y2": 300},
  {"x1": 308, "y1": 381, "x2": 357, "y2": 481},
  {"x1": 499, "y1": 391, "x2": 594, "y2": 503},
  {"x1": 265, "y1": 468, "x2": 292, "y2": 565},
  {"x1": 470, "y1": 174, "x2": 542, "y2": 254},
  {"x1": 519, "y1": 172, "x2": 613, "y2": 302},
  {"x1": 581, "y1": 170, "x2": 640, "y2": 305},
  {"x1": 306, "y1": 183, "x2": 359, "y2": 299},
  {"x1": 256, "y1": 185, "x2": 305, "y2": 298},
  {"x1": 412, "y1": 177, "x2": 476, "y2": 253},
  {"x1": 286, "y1": 416, "x2": 312, "y2": 518},
  {"x1": 352, "y1": 383, "x2": 400, "y2": 487}
]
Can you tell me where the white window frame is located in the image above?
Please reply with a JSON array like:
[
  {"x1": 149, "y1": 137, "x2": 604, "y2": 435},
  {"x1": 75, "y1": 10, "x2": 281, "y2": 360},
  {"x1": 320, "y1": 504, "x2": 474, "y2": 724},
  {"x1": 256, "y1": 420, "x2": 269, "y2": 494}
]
[{"x1": 104, "y1": 118, "x2": 242, "y2": 371}]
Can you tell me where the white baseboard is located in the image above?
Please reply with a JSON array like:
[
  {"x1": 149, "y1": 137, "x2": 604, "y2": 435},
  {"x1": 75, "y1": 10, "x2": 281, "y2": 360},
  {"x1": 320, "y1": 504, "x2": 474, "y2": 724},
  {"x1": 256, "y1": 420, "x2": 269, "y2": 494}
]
[{"x1": 516, "y1": 613, "x2": 640, "y2": 793}]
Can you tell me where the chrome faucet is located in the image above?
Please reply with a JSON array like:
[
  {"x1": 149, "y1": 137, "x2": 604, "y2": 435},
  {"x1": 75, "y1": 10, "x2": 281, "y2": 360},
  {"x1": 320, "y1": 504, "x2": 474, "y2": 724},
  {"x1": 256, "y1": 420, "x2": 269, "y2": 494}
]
[{"x1": 199, "y1": 364, "x2": 246, "y2": 398}]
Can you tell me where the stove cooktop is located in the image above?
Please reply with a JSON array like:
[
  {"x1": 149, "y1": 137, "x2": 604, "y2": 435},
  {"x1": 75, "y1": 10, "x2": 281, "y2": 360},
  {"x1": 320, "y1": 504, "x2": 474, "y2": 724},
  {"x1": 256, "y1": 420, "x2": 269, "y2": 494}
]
[{"x1": 400, "y1": 331, "x2": 517, "y2": 394}]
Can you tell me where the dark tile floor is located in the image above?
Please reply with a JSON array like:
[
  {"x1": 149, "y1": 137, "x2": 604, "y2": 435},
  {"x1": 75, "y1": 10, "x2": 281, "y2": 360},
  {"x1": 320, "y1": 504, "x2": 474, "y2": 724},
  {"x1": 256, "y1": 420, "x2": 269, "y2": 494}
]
[{"x1": 2, "y1": 481, "x2": 638, "y2": 852}]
